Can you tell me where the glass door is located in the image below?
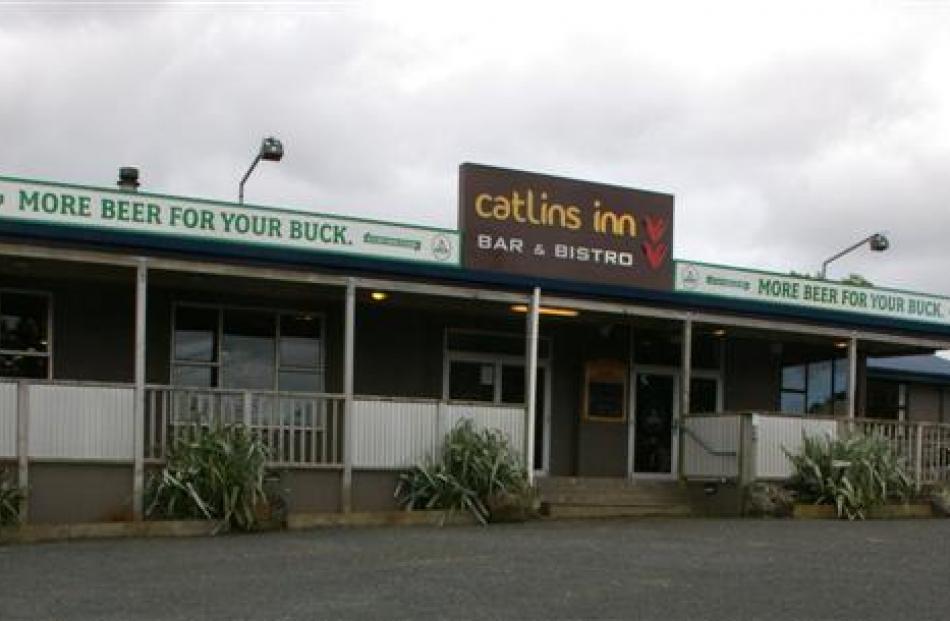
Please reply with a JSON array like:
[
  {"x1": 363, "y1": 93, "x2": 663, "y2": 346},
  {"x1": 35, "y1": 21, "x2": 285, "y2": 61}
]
[{"x1": 633, "y1": 371, "x2": 678, "y2": 477}]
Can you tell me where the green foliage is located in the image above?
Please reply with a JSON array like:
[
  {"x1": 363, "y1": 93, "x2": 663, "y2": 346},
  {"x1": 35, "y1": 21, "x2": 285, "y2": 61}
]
[
  {"x1": 786, "y1": 433, "x2": 916, "y2": 520},
  {"x1": 146, "y1": 424, "x2": 272, "y2": 532},
  {"x1": 395, "y1": 419, "x2": 532, "y2": 524},
  {"x1": 0, "y1": 468, "x2": 24, "y2": 527},
  {"x1": 745, "y1": 481, "x2": 795, "y2": 518}
]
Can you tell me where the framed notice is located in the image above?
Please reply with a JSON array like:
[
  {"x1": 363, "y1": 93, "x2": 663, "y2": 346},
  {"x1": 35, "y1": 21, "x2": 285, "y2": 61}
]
[{"x1": 583, "y1": 359, "x2": 627, "y2": 422}]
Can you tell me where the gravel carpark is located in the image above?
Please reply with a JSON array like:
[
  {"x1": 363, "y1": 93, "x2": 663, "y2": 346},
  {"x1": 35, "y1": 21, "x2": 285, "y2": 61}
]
[{"x1": 1, "y1": 518, "x2": 949, "y2": 620}]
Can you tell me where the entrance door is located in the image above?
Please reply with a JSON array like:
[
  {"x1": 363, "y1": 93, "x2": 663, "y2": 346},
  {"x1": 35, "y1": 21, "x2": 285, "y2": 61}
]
[{"x1": 632, "y1": 371, "x2": 678, "y2": 477}]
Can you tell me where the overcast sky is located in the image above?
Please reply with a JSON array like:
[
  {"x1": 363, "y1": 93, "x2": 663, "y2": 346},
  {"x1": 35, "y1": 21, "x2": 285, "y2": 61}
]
[{"x1": 2, "y1": 1, "x2": 949, "y2": 293}]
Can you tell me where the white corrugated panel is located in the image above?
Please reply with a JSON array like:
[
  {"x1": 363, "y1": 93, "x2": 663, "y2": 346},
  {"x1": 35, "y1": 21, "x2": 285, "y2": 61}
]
[
  {"x1": 755, "y1": 416, "x2": 837, "y2": 479},
  {"x1": 351, "y1": 399, "x2": 439, "y2": 468},
  {"x1": 28, "y1": 385, "x2": 135, "y2": 460},
  {"x1": 0, "y1": 383, "x2": 16, "y2": 458},
  {"x1": 444, "y1": 404, "x2": 525, "y2": 462},
  {"x1": 683, "y1": 415, "x2": 739, "y2": 479}
]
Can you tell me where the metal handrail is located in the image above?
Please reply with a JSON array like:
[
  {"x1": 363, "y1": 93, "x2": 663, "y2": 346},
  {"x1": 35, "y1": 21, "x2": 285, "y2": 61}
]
[{"x1": 681, "y1": 423, "x2": 737, "y2": 458}]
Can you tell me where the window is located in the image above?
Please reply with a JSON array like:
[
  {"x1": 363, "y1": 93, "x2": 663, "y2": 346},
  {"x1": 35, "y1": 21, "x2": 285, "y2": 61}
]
[
  {"x1": 444, "y1": 329, "x2": 549, "y2": 404},
  {"x1": 172, "y1": 304, "x2": 324, "y2": 392},
  {"x1": 0, "y1": 290, "x2": 51, "y2": 379},
  {"x1": 866, "y1": 379, "x2": 907, "y2": 421},
  {"x1": 780, "y1": 358, "x2": 848, "y2": 415}
]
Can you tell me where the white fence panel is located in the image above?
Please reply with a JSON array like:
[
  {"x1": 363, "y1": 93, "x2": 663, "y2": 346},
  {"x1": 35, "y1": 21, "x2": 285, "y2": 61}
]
[
  {"x1": 0, "y1": 383, "x2": 16, "y2": 458},
  {"x1": 755, "y1": 416, "x2": 837, "y2": 479},
  {"x1": 351, "y1": 399, "x2": 439, "y2": 468},
  {"x1": 444, "y1": 404, "x2": 525, "y2": 462},
  {"x1": 683, "y1": 415, "x2": 739, "y2": 479},
  {"x1": 28, "y1": 385, "x2": 134, "y2": 460}
]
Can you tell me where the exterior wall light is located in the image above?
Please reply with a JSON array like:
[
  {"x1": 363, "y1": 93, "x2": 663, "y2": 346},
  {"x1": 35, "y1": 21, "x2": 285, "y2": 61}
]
[
  {"x1": 370, "y1": 291, "x2": 388, "y2": 301},
  {"x1": 819, "y1": 232, "x2": 890, "y2": 279},
  {"x1": 239, "y1": 136, "x2": 284, "y2": 204},
  {"x1": 510, "y1": 304, "x2": 579, "y2": 317}
]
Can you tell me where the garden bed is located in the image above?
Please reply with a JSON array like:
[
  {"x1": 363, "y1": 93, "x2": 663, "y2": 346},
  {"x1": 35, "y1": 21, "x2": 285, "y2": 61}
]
[
  {"x1": 0, "y1": 520, "x2": 217, "y2": 545},
  {"x1": 792, "y1": 503, "x2": 935, "y2": 520}
]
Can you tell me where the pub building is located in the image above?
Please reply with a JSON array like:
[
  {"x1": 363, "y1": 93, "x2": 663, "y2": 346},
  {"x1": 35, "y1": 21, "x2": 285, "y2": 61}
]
[{"x1": 1, "y1": 163, "x2": 948, "y2": 524}]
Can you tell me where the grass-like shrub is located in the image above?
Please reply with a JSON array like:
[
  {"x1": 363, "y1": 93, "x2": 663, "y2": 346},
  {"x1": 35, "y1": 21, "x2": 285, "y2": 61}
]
[
  {"x1": 0, "y1": 468, "x2": 24, "y2": 528},
  {"x1": 786, "y1": 432, "x2": 916, "y2": 520},
  {"x1": 146, "y1": 424, "x2": 272, "y2": 532},
  {"x1": 395, "y1": 419, "x2": 533, "y2": 524}
]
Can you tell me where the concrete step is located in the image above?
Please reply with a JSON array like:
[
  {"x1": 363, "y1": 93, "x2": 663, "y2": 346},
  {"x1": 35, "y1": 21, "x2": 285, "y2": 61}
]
[
  {"x1": 537, "y1": 476, "x2": 680, "y2": 491},
  {"x1": 543, "y1": 504, "x2": 694, "y2": 519},
  {"x1": 541, "y1": 492, "x2": 692, "y2": 507}
]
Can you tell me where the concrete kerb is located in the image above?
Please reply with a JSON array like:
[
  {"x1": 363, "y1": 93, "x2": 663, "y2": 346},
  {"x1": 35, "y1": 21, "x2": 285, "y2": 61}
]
[
  {"x1": 286, "y1": 510, "x2": 479, "y2": 530},
  {"x1": 0, "y1": 511, "x2": 478, "y2": 545}
]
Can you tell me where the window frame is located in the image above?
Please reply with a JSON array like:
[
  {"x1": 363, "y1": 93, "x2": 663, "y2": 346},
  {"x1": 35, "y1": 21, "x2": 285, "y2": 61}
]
[
  {"x1": 0, "y1": 288, "x2": 53, "y2": 380},
  {"x1": 170, "y1": 301, "x2": 326, "y2": 393},
  {"x1": 779, "y1": 357, "x2": 848, "y2": 416},
  {"x1": 442, "y1": 328, "x2": 551, "y2": 405}
]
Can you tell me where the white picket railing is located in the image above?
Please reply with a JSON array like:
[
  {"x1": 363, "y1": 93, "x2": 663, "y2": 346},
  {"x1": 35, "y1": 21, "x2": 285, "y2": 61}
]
[
  {"x1": 143, "y1": 386, "x2": 345, "y2": 467},
  {"x1": 683, "y1": 411, "x2": 950, "y2": 484}
]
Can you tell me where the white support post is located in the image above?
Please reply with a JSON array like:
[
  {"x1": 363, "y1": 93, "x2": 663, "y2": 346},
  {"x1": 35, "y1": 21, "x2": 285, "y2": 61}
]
[
  {"x1": 847, "y1": 336, "x2": 858, "y2": 419},
  {"x1": 16, "y1": 380, "x2": 29, "y2": 523},
  {"x1": 678, "y1": 317, "x2": 692, "y2": 482},
  {"x1": 525, "y1": 287, "x2": 540, "y2": 484},
  {"x1": 342, "y1": 278, "x2": 356, "y2": 513},
  {"x1": 132, "y1": 258, "x2": 147, "y2": 520}
]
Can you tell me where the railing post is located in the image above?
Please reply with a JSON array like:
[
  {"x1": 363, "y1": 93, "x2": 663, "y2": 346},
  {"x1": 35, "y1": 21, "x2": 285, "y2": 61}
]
[
  {"x1": 243, "y1": 390, "x2": 252, "y2": 428},
  {"x1": 524, "y1": 287, "x2": 540, "y2": 483},
  {"x1": 16, "y1": 381, "x2": 29, "y2": 524},
  {"x1": 915, "y1": 423, "x2": 924, "y2": 488},
  {"x1": 678, "y1": 316, "x2": 692, "y2": 483},
  {"x1": 341, "y1": 278, "x2": 356, "y2": 513},
  {"x1": 132, "y1": 258, "x2": 147, "y2": 521},
  {"x1": 435, "y1": 400, "x2": 446, "y2": 454},
  {"x1": 847, "y1": 336, "x2": 858, "y2": 419}
]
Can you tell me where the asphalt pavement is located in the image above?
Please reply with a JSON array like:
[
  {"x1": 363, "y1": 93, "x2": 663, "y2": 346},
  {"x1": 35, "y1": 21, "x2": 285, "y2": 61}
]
[{"x1": 1, "y1": 518, "x2": 948, "y2": 620}]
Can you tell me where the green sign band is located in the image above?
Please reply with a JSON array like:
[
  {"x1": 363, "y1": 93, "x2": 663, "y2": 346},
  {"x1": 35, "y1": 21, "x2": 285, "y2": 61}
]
[
  {"x1": 0, "y1": 176, "x2": 459, "y2": 266},
  {"x1": 676, "y1": 260, "x2": 950, "y2": 327}
]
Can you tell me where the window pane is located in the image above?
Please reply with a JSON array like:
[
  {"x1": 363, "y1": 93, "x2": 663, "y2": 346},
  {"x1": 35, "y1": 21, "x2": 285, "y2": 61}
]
[
  {"x1": 866, "y1": 379, "x2": 900, "y2": 420},
  {"x1": 780, "y1": 391, "x2": 805, "y2": 414},
  {"x1": 172, "y1": 365, "x2": 215, "y2": 388},
  {"x1": 634, "y1": 330, "x2": 681, "y2": 366},
  {"x1": 279, "y1": 370, "x2": 322, "y2": 393},
  {"x1": 174, "y1": 307, "x2": 218, "y2": 362},
  {"x1": 781, "y1": 365, "x2": 806, "y2": 391},
  {"x1": 807, "y1": 360, "x2": 833, "y2": 414},
  {"x1": 449, "y1": 361, "x2": 495, "y2": 402},
  {"x1": 689, "y1": 377, "x2": 718, "y2": 414},
  {"x1": 0, "y1": 293, "x2": 49, "y2": 353},
  {"x1": 0, "y1": 354, "x2": 47, "y2": 379},
  {"x1": 280, "y1": 314, "x2": 321, "y2": 368},
  {"x1": 691, "y1": 335, "x2": 720, "y2": 370},
  {"x1": 501, "y1": 364, "x2": 525, "y2": 404},
  {"x1": 222, "y1": 310, "x2": 275, "y2": 390}
]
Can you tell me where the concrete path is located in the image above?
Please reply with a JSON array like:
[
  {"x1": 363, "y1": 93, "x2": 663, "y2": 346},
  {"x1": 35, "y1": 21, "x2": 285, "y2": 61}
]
[{"x1": 1, "y1": 518, "x2": 948, "y2": 620}]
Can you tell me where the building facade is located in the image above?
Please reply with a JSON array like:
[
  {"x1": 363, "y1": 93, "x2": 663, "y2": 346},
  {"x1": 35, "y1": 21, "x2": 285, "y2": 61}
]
[{"x1": 1, "y1": 165, "x2": 949, "y2": 524}]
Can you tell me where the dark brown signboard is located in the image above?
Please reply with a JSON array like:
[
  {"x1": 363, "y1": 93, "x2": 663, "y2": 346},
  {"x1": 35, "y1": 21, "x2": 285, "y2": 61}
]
[{"x1": 459, "y1": 163, "x2": 674, "y2": 290}]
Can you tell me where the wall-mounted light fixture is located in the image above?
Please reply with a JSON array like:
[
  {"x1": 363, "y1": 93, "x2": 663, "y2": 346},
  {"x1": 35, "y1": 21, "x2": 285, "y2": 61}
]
[{"x1": 510, "y1": 304, "x2": 579, "y2": 317}]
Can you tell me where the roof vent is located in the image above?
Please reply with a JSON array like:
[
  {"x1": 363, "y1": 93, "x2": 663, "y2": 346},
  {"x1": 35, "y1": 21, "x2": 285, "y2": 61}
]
[{"x1": 117, "y1": 166, "x2": 140, "y2": 192}]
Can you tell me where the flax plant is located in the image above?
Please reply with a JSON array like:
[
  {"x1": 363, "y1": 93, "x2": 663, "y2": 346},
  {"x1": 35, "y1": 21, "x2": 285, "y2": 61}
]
[
  {"x1": 786, "y1": 433, "x2": 916, "y2": 520},
  {"x1": 146, "y1": 424, "x2": 271, "y2": 532},
  {"x1": 395, "y1": 419, "x2": 531, "y2": 524}
]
